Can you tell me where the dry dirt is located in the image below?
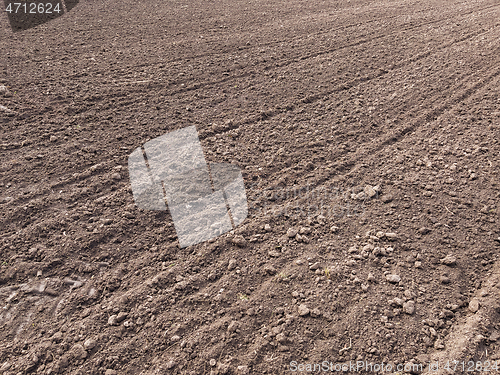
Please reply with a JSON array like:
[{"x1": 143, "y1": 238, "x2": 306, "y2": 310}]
[{"x1": 1, "y1": 0, "x2": 500, "y2": 374}]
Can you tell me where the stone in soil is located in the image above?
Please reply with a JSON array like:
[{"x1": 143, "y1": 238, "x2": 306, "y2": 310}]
[
  {"x1": 440, "y1": 254, "x2": 457, "y2": 266},
  {"x1": 386, "y1": 274, "x2": 401, "y2": 283},
  {"x1": 298, "y1": 304, "x2": 310, "y2": 316},
  {"x1": 232, "y1": 235, "x2": 247, "y2": 247},
  {"x1": 469, "y1": 298, "x2": 480, "y2": 313}
]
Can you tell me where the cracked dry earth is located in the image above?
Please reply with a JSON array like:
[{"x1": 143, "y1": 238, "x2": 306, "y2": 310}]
[{"x1": 1, "y1": 0, "x2": 500, "y2": 374}]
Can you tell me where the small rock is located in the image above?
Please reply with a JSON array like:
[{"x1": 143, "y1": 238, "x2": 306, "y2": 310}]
[
  {"x1": 440, "y1": 254, "x2": 457, "y2": 266},
  {"x1": 385, "y1": 232, "x2": 398, "y2": 241},
  {"x1": 386, "y1": 274, "x2": 401, "y2": 283},
  {"x1": 489, "y1": 331, "x2": 500, "y2": 342},
  {"x1": 0, "y1": 363, "x2": 11, "y2": 372},
  {"x1": 0, "y1": 85, "x2": 11, "y2": 97},
  {"x1": 367, "y1": 273, "x2": 375, "y2": 282},
  {"x1": 264, "y1": 265, "x2": 277, "y2": 275},
  {"x1": 116, "y1": 311, "x2": 127, "y2": 322},
  {"x1": 276, "y1": 332, "x2": 287, "y2": 343},
  {"x1": 440, "y1": 275, "x2": 451, "y2": 284},
  {"x1": 364, "y1": 185, "x2": 378, "y2": 198},
  {"x1": 330, "y1": 226, "x2": 339, "y2": 233},
  {"x1": 228, "y1": 258, "x2": 237, "y2": 271},
  {"x1": 227, "y1": 321, "x2": 239, "y2": 333},
  {"x1": 264, "y1": 224, "x2": 272, "y2": 232},
  {"x1": 382, "y1": 194, "x2": 394, "y2": 203},
  {"x1": 70, "y1": 344, "x2": 87, "y2": 360},
  {"x1": 49, "y1": 135, "x2": 58, "y2": 142},
  {"x1": 166, "y1": 360, "x2": 176, "y2": 369},
  {"x1": 414, "y1": 261, "x2": 422, "y2": 268},
  {"x1": 105, "y1": 370, "x2": 117, "y2": 375},
  {"x1": 309, "y1": 262, "x2": 322, "y2": 271},
  {"x1": 232, "y1": 235, "x2": 247, "y2": 247},
  {"x1": 440, "y1": 309, "x2": 455, "y2": 319},
  {"x1": 418, "y1": 227, "x2": 431, "y2": 235},
  {"x1": 268, "y1": 250, "x2": 280, "y2": 257},
  {"x1": 299, "y1": 226, "x2": 311, "y2": 235},
  {"x1": 403, "y1": 301, "x2": 415, "y2": 315},
  {"x1": 171, "y1": 335, "x2": 181, "y2": 342},
  {"x1": 111, "y1": 172, "x2": 122, "y2": 180},
  {"x1": 310, "y1": 308, "x2": 321, "y2": 318},
  {"x1": 469, "y1": 298, "x2": 480, "y2": 313},
  {"x1": 107, "y1": 315, "x2": 119, "y2": 326},
  {"x1": 298, "y1": 304, "x2": 310, "y2": 316},
  {"x1": 210, "y1": 359, "x2": 217, "y2": 367},
  {"x1": 246, "y1": 308, "x2": 255, "y2": 316},
  {"x1": 287, "y1": 228, "x2": 298, "y2": 238},
  {"x1": 300, "y1": 234, "x2": 310, "y2": 244},
  {"x1": 434, "y1": 339, "x2": 445, "y2": 349},
  {"x1": 237, "y1": 365, "x2": 250, "y2": 375},
  {"x1": 83, "y1": 338, "x2": 97, "y2": 350},
  {"x1": 390, "y1": 297, "x2": 404, "y2": 306}
]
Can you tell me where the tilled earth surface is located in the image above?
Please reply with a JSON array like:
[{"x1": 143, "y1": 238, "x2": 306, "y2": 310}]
[{"x1": 1, "y1": 0, "x2": 500, "y2": 374}]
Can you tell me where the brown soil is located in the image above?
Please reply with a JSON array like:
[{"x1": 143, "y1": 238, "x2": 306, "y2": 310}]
[{"x1": 1, "y1": 0, "x2": 500, "y2": 374}]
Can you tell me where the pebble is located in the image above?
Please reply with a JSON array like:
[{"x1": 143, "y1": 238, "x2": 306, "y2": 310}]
[
  {"x1": 276, "y1": 332, "x2": 287, "y2": 343},
  {"x1": 111, "y1": 173, "x2": 122, "y2": 180},
  {"x1": 107, "y1": 315, "x2": 119, "y2": 326},
  {"x1": 0, "y1": 363, "x2": 11, "y2": 372},
  {"x1": 309, "y1": 262, "x2": 322, "y2": 271},
  {"x1": 440, "y1": 254, "x2": 457, "y2": 266},
  {"x1": 268, "y1": 250, "x2": 280, "y2": 257},
  {"x1": 105, "y1": 370, "x2": 117, "y2": 375},
  {"x1": 440, "y1": 275, "x2": 451, "y2": 284},
  {"x1": 50, "y1": 135, "x2": 58, "y2": 142},
  {"x1": 418, "y1": 227, "x2": 431, "y2": 235},
  {"x1": 70, "y1": 344, "x2": 87, "y2": 360},
  {"x1": 210, "y1": 359, "x2": 217, "y2": 367},
  {"x1": 227, "y1": 321, "x2": 239, "y2": 333},
  {"x1": 386, "y1": 274, "x2": 401, "y2": 283},
  {"x1": 469, "y1": 298, "x2": 480, "y2": 313},
  {"x1": 310, "y1": 308, "x2": 321, "y2": 318},
  {"x1": 232, "y1": 235, "x2": 247, "y2": 247},
  {"x1": 228, "y1": 258, "x2": 237, "y2": 271},
  {"x1": 367, "y1": 273, "x2": 375, "y2": 282},
  {"x1": 403, "y1": 301, "x2": 415, "y2": 315},
  {"x1": 116, "y1": 311, "x2": 127, "y2": 322},
  {"x1": 171, "y1": 335, "x2": 181, "y2": 342},
  {"x1": 385, "y1": 233, "x2": 398, "y2": 241},
  {"x1": 298, "y1": 304, "x2": 310, "y2": 316},
  {"x1": 364, "y1": 185, "x2": 378, "y2": 198},
  {"x1": 287, "y1": 228, "x2": 298, "y2": 238},
  {"x1": 83, "y1": 338, "x2": 97, "y2": 350},
  {"x1": 382, "y1": 194, "x2": 394, "y2": 203},
  {"x1": 264, "y1": 224, "x2": 272, "y2": 232},
  {"x1": 264, "y1": 265, "x2": 277, "y2": 275},
  {"x1": 330, "y1": 226, "x2": 339, "y2": 233},
  {"x1": 0, "y1": 85, "x2": 11, "y2": 97},
  {"x1": 237, "y1": 365, "x2": 250, "y2": 375}
]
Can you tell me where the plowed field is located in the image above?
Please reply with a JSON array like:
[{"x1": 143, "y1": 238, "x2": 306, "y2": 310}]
[{"x1": 1, "y1": 0, "x2": 500, "y2": 374}]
